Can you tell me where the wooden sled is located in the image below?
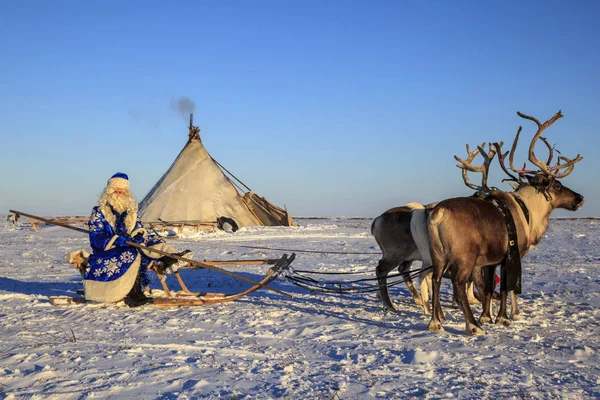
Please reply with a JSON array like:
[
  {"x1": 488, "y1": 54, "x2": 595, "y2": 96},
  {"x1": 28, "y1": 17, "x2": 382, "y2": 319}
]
[
  {"x1": 50, "y1": 253, "x2": 295, "y2": 307},
  {"x1": 152, "y1": 253, "x2": 295, "y2": 307},
  {"x1": 148, "y1": 257, "x2": 286, "y2": 298}
]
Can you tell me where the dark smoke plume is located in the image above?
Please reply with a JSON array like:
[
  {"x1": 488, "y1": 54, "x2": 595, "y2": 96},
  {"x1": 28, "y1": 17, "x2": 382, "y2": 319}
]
[{"x1": 170, "y1": 96, "x2": 196, "y2": 119}]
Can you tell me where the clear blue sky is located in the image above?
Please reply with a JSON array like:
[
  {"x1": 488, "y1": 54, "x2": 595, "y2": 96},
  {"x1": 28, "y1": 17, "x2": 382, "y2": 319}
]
[{"x1": 1, "y1": 0, "x2": 598, "y2": 217}]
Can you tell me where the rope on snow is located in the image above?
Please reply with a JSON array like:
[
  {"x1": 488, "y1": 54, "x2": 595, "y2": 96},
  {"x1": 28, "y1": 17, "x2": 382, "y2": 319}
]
[{"x1": 150, "y1": 228, "x2": 380, "y2": 256}]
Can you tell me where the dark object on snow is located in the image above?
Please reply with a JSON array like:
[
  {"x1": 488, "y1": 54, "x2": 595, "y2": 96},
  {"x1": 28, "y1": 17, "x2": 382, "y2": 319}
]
[
  {"x1": 217, "y1": 216, "x2": 239, "y2": 232},
  {"x1": 124, "y1": 274, "x2": 151, "y2": 307}
]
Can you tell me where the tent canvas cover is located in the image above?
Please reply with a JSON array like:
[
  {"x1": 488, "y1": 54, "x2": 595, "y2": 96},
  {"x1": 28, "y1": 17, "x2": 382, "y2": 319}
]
[{"x1": 138, "y1": 117, "x2": 294, "y2": 228}]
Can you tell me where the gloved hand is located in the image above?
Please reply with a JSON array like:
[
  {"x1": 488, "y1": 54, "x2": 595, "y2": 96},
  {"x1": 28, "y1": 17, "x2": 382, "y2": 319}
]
[
  {"x1": 132, "y1": 234, "x2": 145, "y2": 244},
  {"x1": 114, "y1": 236, "x2": 130, "y2": 247}
]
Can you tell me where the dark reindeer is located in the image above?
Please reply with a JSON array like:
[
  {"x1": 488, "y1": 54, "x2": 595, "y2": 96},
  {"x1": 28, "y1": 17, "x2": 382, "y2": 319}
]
[
  {"x1": 372, "y1": 205, "x2": 426, "y2": 311},
  {"x1": 422, "y1": 111, "x2": 584, "y2": 335}
]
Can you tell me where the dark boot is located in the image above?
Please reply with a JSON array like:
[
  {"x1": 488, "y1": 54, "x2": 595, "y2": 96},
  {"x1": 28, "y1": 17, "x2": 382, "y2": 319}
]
[{"x1": 124, "y1": 274, "x2": 151, "y2": 307}]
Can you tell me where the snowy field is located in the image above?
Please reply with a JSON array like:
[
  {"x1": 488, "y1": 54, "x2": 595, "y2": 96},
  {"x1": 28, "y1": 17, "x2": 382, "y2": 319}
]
[{"x1": 0, "y1": 216, "x2": 599, "y2": 399}]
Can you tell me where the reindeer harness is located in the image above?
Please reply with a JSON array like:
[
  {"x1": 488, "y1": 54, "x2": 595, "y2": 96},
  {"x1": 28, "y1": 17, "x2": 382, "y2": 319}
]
[
  {"x1": 488, "y1": 194, "x2": 527, "y2": 295},
  {"x1": 511, "y1": 195, "x2": 530, "y2": 225}
]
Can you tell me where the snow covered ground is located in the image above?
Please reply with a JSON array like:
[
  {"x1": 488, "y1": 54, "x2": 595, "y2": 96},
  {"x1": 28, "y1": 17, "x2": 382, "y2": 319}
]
[{"x1": 0, "y1": 217, "x2": 599, "y2": 399}]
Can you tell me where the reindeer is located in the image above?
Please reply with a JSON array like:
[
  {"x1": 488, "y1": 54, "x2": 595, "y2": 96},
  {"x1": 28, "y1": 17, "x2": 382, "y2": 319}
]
[
  {"x1": 372, "y1": 206, "x2": 425, "y2": 311},
  {"x1": 373, "y1": 140, "x2": 524, "y2": 316},
  {"x1": 409, "y1": 143, "x2": 501, "y2": 315},
  {"x1": 420, "y1": 111, "x2": 583, "y2": 335},
  {"x1": 372, "y1": 202, "x2": 482, "y2": 315}
]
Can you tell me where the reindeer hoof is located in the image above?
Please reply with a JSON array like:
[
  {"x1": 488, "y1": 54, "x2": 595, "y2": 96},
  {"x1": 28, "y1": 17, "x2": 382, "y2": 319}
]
[
  {"x1": 466, "y1": 323, "x2": 485, "y2": 335},
  {"x1": 512, "y1": 312, "x2": 521, "y2": 320},
  {"x1": 495, "y1": 316, "x2": 512, "y2": 326},
  {"x1": 414, "y1": 297, "x2": 423, "y2": 307},
  {"x1": 479, "y1": 316, "x2": 492, "y2": 324},
  {"x1": 383, "y1": 304, "x2": 397, "y2": 313},
  {"x1": 428, "y1": 320, "x2": 444, "y2": 332}
]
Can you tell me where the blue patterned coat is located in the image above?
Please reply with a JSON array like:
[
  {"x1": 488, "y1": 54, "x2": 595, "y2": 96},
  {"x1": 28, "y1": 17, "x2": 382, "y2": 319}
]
[{"x1": 84, "y1": 206, "x2": 176, "y2": 302}]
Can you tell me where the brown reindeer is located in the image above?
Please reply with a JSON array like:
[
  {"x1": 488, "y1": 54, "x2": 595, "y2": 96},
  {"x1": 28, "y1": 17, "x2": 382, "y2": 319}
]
[
  {"x1": 423, "y1": 110, "x2": 584, "y2": 335},
  {"x1": 409, "y1": 143, "x2": 501, "y2": 315}
]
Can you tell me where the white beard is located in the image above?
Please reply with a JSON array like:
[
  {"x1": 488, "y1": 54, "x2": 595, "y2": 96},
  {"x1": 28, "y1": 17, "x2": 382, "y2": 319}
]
[
  {"x1": 98, "y1": 188, "x2": 138, "y2": 233},
  {"x1": 108, "y1": 192, "x2": 135, "y2": 214}
]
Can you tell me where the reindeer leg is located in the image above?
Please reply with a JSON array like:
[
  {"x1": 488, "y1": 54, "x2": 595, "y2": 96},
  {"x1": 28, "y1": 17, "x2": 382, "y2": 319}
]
[
  {"x1": 471, "y1": 267, "x2": 485, "y2": 303},
  {"x1": 451, "y1": 281, "x2": 460, "y2": 309},
  {"x1": 496, "y1": 291, "x2": 511, "y2": 326},
  {"x1": 446, "y1": 266, "x2": 460, "y2": 309},
  {"x1": 467, "y1": 281, "x2": 481, "y2": 305},
  {"x1": 437, "y1": 268, "x2": 447, "y2": 321},
  {"x1": 479, "y1": 266, "x2": 495, "y2": 324},
  {"x1": 376, "y1": 259, "x2": 398, "y2": 312},
  {"x1": 419, "y1": 269, "x2": 431, "y2": 315},
  {"x1": 496, "y1": 261, "x2": 511, "y2": 326},
  {"x1": 455, "y1": 266, "x2": 485, "y2": 335},
  {"x1": 428, "y1": 261, "x2": 445, "y2": 332},
  {"x1": 400, "y1": 261, "x2": 423, "y2": 306},
  {"x1": 427, "y1": 274, "x2": 433, "y2": 299},
  {"x1": 457, "y1": 279, "x2": 481, "y2": 306},
  {"x1": 510, "y1": 290, "x2": 520, "y2": 320}
]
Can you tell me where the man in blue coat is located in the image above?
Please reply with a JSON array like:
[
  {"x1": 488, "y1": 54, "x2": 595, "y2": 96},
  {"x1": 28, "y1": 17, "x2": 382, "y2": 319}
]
[{"x1": 84, "y1": 172, "x2": 191, "y2": 306}]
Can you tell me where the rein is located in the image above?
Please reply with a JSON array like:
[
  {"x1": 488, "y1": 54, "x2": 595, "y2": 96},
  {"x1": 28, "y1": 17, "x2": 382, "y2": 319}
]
[{"x1": 286, "y1": 264, "x2": 434, "y2": 295}]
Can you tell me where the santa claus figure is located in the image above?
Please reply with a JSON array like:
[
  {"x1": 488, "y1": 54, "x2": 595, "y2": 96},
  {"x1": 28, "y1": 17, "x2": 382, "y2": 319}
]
[{"x1": 84, "y1": 172, "x2": 191, "y2": 306}]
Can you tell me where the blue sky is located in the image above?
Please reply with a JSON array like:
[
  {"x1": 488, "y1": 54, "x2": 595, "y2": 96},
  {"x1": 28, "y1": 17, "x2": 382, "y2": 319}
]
[{"x1": 1, "y1": 0, "x2": 598, "y2": 217}]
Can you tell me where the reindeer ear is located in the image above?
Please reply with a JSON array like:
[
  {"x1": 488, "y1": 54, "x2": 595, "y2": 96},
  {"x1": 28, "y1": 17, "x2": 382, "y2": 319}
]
[{"x1": 509, "y1": 183, "x2": 519, "y2": 190}]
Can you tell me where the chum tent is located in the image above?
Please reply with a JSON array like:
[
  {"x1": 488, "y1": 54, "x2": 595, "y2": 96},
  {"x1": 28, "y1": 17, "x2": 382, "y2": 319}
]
[{"x1": 138, "y1": 115, "x2": 295, "y2": 228}]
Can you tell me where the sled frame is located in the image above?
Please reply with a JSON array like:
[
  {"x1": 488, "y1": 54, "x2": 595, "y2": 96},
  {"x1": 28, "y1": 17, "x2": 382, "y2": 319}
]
[{"x1": 52, "y1": 253, "x2": 295, "y2": 307}]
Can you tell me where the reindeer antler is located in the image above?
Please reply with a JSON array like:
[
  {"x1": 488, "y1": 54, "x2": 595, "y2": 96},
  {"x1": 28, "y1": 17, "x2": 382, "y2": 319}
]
[
  {"x1": 540, "y1": 137, "x2": 554, "y2": 165},
  {"x1": 550, "y1": 155, "x2": 578, "y2": 179},
  {"x1": 494, "y1": 126, "x2": 524, "y2": 185},
  {"x1": 455, "y1": 142, "x2": 501, "y2": 192},
  {"x1": 518, "y1": 110, "x2": 583, "y2": 179}
]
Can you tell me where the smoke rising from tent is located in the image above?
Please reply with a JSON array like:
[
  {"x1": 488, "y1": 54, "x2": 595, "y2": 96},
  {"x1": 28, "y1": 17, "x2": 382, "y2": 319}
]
[{"x1": 170, "y1": 96, "x2": 196, "y2": 119}]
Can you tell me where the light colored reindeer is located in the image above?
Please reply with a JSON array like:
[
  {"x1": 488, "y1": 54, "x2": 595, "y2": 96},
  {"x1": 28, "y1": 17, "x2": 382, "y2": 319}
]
[{"x1": 419, "y1": 110, "x2": 584, "y2": 335}]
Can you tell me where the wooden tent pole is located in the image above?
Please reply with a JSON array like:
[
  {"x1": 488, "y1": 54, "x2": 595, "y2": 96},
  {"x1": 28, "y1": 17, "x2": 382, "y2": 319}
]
[{"x1": 211, "y1": 157, "x2": 252, "y2": 192}]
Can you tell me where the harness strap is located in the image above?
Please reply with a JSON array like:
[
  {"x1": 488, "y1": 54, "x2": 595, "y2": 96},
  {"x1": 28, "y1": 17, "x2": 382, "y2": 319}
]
[
  {"x1": 490, "y1": 197, "x2": 522, "y2": 295},
  {"x1": 511, "y1": 194, "x2": 530, "y2": 225}
]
